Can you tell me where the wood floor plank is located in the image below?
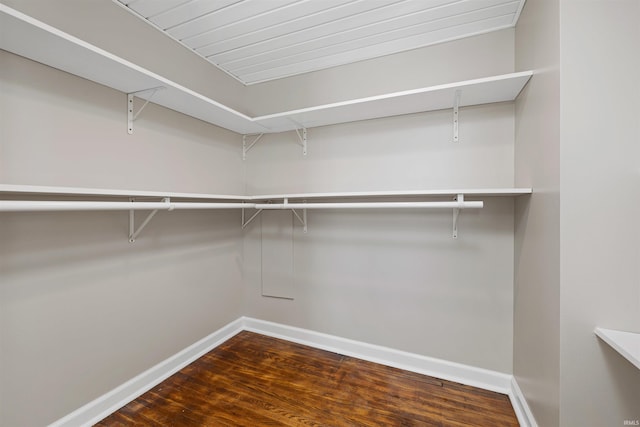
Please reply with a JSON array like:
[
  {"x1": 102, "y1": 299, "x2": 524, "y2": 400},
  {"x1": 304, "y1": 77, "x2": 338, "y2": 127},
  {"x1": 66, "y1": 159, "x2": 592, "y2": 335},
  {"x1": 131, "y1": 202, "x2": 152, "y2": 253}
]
[{"x1": 95, "y1": 331, "x2": 518, "y2": 426}]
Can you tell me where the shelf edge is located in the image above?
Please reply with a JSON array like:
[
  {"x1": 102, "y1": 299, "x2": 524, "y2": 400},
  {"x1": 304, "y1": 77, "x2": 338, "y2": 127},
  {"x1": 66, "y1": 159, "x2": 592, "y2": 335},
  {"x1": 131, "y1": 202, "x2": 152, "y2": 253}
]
[{"x1": 595, "y1": 327, "x2": 640, "y2": 370}]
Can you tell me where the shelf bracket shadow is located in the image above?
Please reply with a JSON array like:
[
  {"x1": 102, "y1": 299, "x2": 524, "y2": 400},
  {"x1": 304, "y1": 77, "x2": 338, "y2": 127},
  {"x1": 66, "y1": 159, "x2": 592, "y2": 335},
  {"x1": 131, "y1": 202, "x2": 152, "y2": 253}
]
[
  {"x1": 242, "y1": 133, "x2": 264, "y2": 160},
  {"x1": 127, "y1": 87, "x2": 164, "y2": 134}
]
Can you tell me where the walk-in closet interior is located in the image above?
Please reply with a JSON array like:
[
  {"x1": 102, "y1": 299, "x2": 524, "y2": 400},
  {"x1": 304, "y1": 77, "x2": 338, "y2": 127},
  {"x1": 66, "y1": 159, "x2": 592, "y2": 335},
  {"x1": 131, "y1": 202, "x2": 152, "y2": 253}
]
[{"x1": 0, "y1": 1, "x2": 638, "y2": 426}]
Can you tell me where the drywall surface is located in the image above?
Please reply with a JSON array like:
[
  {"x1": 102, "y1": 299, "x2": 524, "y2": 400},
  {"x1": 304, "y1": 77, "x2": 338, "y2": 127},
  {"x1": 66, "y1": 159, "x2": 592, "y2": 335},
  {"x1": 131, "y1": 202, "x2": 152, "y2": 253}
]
[
  {"x1": 243, "y1": 197, "x2": 515, "y2": 372},
  {"x1": 0, "y1": 51, "x2": 245, "y2": 426},
  {"x1": 0, "y1": 50, "x2": 244, "y2": 194},
  {"x1": 245, "y1": 104, "x2": 515, "y2": 195},
  {"x1": 243, "y1": 27, "x2": 517, "y2": 371},
  {"x1": 0, "y1": 0, "x2": 247, "y2": 113},
  {"x1": 245, "y1": 28, "x2": 515, "y2": 116},
  {"x1": 513, "y1": 0, "x2": 561, "y2": 425},
  {"x1": 559, "y1": 1, "x2": 640, "y2": 426}
]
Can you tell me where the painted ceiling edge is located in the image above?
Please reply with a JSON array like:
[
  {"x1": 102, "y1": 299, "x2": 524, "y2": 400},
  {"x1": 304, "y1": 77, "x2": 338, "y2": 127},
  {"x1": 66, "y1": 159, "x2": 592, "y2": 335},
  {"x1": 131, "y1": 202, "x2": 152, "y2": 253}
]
[{"x1": 112, "y1": 0, "x2": 526, "y2": 86}]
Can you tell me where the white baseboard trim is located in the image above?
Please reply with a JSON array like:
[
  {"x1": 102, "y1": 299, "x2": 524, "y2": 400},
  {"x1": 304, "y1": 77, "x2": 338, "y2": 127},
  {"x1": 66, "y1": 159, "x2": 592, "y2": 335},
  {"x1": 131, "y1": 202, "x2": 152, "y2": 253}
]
[
  {"x1": 51, "y1": 316, "x2": 536, "y2": 427},
  {"x1": 242, "y1": 317, "x2": 513, "y2": 394},
  {"x1": 508, "y1": 376, "x2": 538, "y2": 427},
  {"x1": 48, "y1": 317, "x2": 245, "y2": 427}
]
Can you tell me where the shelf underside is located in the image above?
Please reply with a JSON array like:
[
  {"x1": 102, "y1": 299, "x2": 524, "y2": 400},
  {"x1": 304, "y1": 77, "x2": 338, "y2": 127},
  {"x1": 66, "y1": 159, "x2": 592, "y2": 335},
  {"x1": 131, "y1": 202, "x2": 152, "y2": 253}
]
[{"x1": 595, "y1": 328, "x2": 640, "y2": 370}]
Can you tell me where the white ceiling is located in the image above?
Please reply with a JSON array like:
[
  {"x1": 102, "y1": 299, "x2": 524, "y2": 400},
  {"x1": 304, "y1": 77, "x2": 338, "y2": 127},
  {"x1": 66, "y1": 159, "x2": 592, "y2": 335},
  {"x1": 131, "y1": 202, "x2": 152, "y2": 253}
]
[{"x1": 116, "y1": 0, "x2": 526, "y2": 85}]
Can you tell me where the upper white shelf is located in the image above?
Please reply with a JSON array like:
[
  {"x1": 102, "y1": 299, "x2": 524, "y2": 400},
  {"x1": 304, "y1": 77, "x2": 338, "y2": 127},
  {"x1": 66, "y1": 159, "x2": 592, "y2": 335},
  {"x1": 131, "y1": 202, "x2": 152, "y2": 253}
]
[
  {"x1": 595, "y1": 328, "x2": 640, "y2": 370},
  {"x1": 0, "y1": 184, "x2": 246, "y2": 201},
  {"x1": 253, "y1": 72, "x2": 533, "y2": 133},
  {"x1": 0, "y1": 5, "x2": 265, "y2": 135},
  {"x1": 0, "y1": 5, "x2": 532, "y2": 136},
  {"x1": 0, "y1": 184, "x2": 532, "y2": 202},
  {"x1": 250, "y1": 188, "x2": 532, "y2": 201}
]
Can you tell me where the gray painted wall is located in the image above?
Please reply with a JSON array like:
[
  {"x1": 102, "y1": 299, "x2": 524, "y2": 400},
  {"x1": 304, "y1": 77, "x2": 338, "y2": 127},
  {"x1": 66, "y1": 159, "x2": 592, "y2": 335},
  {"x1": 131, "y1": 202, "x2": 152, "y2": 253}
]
[
  {"x1": 514, "y1": 0, "x2": 561, "y2": 425},
  {"x1": 245, "y1": 29, "x2": 515, "y2": 116},
  {"x1": 559, "y1": 1, "x2": 640, "y2": 426},
  {"x1": 242, "y1": 27, "x2": 518, "y2": 373},
  {"x1": 515, "y1": 1, "x2": 640, "y2": 426},
  {"x1": 0, "y1": 51, "x2": 245, "y2": 426}
]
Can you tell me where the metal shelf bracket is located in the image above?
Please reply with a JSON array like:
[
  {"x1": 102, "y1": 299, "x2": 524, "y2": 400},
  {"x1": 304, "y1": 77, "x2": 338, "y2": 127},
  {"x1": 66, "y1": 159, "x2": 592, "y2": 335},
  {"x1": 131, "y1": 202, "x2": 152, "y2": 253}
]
[
  {"x1": 295, "y1": 128, "x2": 307, "y2": 156},
  {"x1": 453, "y1": 90, "x2": 461, "y2": 143},
  {"x1": 127, "y1": 87, "x2": 164, "y2": 134},
  {"x1": 129, "y1": 197, "x2": 170, "y2": 242},
  {"x1": 242, "y1": 202, "x2": 263, "y2": 228},
  {"x1": 291, "y1": 200, "x2": 308, "y2": 233},
  {"x1": 452, "y1": 194, "x2": 463, "y2": 239},
  {"x1": 242, "y1": 133, "x2": 264, "y2": 160}
]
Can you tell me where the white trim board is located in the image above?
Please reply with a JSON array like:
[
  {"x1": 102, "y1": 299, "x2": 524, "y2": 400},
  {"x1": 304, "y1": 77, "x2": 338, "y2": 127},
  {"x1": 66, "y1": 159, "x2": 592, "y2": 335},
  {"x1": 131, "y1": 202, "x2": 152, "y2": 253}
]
[
  {"x1": 49, "y1": 316, "x2": 536, "y2": 427},
  {"x1": 242, "y1": 317, "x2": 512, "y2": 394},
  {"x1": 48, "y1": 318, "x2": 245, "y2": 427},
  {"x1": 509, "y1": 376, "x2": 539, "y2": 427}
]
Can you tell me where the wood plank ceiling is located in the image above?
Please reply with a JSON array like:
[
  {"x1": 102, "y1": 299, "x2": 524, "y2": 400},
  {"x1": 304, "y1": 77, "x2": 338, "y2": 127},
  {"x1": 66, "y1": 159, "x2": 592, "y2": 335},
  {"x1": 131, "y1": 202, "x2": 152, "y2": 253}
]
[{"x1": 116, "y1": 0, "x2": 526, "y2": 85}]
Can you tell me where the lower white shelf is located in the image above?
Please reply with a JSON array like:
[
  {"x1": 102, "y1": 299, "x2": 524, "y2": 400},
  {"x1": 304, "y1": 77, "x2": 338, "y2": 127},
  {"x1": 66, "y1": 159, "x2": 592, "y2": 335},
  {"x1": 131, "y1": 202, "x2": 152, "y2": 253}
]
[{"x1": 595, "y1": 327, "x2": 640, "y2": 370}]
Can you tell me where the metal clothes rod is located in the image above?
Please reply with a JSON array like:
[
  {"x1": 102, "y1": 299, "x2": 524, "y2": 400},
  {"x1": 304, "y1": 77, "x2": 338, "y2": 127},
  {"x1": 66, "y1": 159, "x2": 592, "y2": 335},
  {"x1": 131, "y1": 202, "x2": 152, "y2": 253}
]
[
  {"x1": 0, "y1": 201, "x2": 257, "y2": 212},
  {"x1": 255, "y1": 201, "x2": 483, "y2": 210},
  {"x1": 170, "y1": 203, "x2": 253, "y2": 210}
]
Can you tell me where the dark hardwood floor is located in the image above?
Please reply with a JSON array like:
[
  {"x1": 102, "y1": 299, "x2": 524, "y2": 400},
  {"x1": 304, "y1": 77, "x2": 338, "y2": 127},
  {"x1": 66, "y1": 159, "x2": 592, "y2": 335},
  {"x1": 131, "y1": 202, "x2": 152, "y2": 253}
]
[{"x1": 95, "y1": 331, "x2": 518, "y2": 426}]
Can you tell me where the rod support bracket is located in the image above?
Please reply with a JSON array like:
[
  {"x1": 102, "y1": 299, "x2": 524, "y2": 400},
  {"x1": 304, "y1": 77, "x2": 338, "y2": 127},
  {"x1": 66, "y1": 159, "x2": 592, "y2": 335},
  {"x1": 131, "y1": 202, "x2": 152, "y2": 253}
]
[
  {"x1": 452, "y1": 194, "x2": 464, "y2": 239},
  {"x1": 242, "y1": 201, "x2": 263, "y2": 229},
  {"x1": 291, "y1": 200, "x2": 308, "y2": 233},
  {"x1": 128, "y1": 197, "x2": 169, "y2": 242}
]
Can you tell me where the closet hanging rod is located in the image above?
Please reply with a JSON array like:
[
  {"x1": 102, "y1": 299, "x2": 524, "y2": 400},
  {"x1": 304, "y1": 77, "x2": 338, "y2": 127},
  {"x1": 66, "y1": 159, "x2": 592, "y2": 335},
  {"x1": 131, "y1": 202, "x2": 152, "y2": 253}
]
[
  {"x1": 255, "y1": 201, "x2": 483, "y2": 210},
  {"x1": 0, "y1": 201, "x2": 256, "y2": 212}
]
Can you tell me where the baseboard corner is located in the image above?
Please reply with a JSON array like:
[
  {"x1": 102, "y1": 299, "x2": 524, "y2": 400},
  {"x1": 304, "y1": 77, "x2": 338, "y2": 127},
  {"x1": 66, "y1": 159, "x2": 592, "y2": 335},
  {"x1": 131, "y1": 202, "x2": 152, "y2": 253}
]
[
  {"x1": 48, "y1": 317, "x2": 245, "y2": 427},
  {"x1": 241, "y1": 317, "x2": 513, "y2": 395},
  {"x1": 509, "y1": 376, "x2": 538, "y2": 427}
]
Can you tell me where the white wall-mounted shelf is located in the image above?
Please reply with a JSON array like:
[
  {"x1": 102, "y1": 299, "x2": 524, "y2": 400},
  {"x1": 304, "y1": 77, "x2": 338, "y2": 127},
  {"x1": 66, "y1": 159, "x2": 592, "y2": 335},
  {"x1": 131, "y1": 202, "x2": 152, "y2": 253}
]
[
  {"x1": 252, "y1": 72, "x2": 533, "y2": 133},
  {"x1": 0, "y1": 184, "x2": 532, "y2": 203},
  {"x1": 249, "y1": 188, "x2": 532, "y2": 201},
  {"x1": 0, "y1": 4, "x2": 532, "y2": 136},
  {"x1": 0, "y1": 184, "x2": 246, "y2": 201},
  {"x1": 595, "y1": 328, "x2": 640, "y2": 370},
  {"x1": 0, "y1": 184, "x2": 532, "y2": 239},
  {"x1": 0, "y1": 5, "x2": 266, "y2": 135}
]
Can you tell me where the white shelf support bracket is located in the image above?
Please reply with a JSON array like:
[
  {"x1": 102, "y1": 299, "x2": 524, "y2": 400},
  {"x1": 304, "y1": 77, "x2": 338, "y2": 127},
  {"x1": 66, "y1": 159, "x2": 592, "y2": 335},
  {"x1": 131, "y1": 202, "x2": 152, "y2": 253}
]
[
  {"x1": 242, "y1": 133, "x2": 264, "y2": 160},
  {"x1": 127, "y1": 87, "x2": 164, "y2": 135},
  {"x1": 453, "y1": 90, "x2": 461, "y2": 143},
  {"x1": 452, "y1": 194, "x2": 463, "y2": 239},
  {"x1": 242, "y1": 203, "x2": 263, "y2": 229},
  {"x1": 128, "y1": 197, "x2": 170, "y2": 242},
  {"x1": 291, "y1": 202, "x2": 308, "y2": 233},
  {"x1": 295, "y1": 128, "x2": 307, "y2": 156}
]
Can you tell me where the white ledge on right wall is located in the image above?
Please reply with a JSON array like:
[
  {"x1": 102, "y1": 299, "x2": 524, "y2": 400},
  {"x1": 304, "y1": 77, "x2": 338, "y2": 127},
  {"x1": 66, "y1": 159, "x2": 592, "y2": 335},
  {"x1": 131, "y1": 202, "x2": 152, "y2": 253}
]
[{"x1": 595, "y1": 328, "x2": 640, "y2": 370}]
